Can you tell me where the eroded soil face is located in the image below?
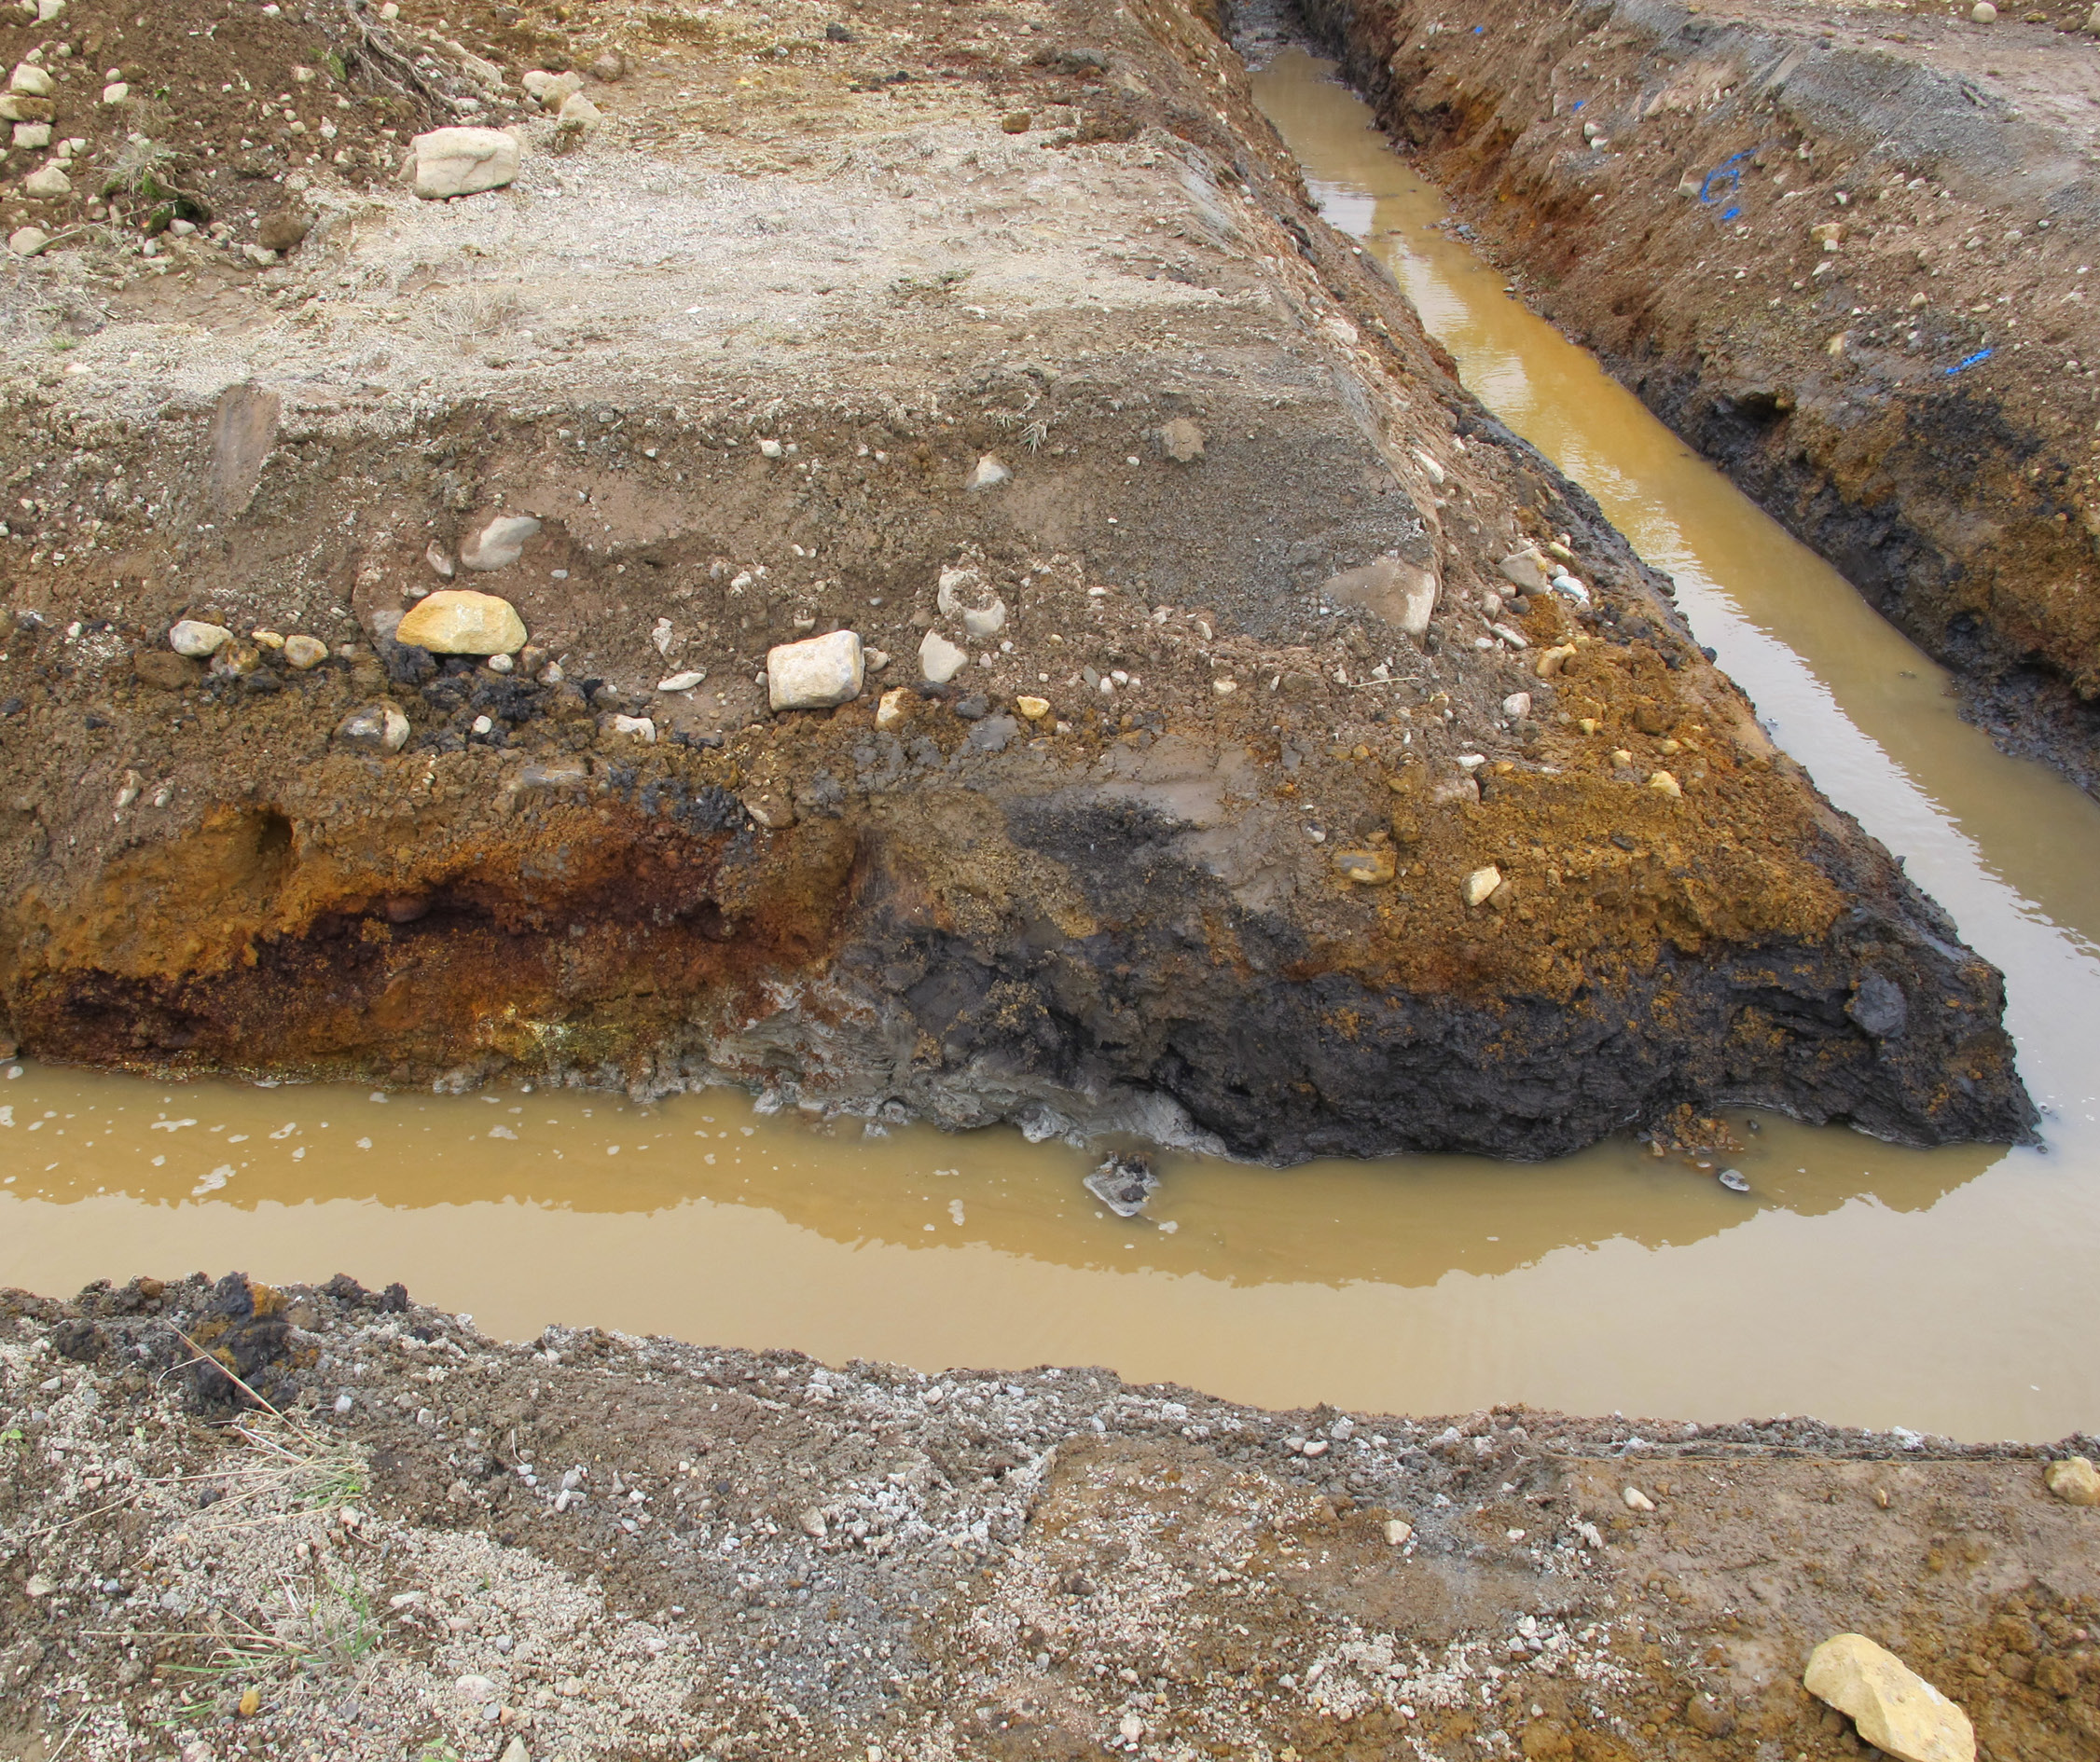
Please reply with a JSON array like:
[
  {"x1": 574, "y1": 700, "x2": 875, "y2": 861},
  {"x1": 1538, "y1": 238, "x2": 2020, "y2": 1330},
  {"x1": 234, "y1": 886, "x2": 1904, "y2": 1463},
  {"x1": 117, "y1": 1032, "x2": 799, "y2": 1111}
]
[
  {"x1": 4, "y1": 1277, "x2": 2099, "y2": 1761},
  {"x1": 0, "y1": 0, "x2": 2034, "y2": 1156},
  {"x1": 1296, "y1": 0, "x2": 2100, "y2": 792}
]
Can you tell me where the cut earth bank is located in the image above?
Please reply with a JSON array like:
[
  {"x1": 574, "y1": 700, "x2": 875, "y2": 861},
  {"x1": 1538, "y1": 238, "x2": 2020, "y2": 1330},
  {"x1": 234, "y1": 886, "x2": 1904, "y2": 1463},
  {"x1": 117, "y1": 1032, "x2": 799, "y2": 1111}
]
[
  {"x1": 1296, "y1": 0, "x2": 2100, "y2": 793},
  {"x1": 5, "y1": 1274, "x2": 2100, "y2": 1762},
  {"x1": 0, "y1": 0, "x2": 2036, "y2": 1158}
]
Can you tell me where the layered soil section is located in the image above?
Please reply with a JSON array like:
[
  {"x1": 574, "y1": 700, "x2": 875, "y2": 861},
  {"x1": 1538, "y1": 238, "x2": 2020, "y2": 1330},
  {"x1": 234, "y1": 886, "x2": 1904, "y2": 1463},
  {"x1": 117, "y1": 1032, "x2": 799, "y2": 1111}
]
[
  {"x1": 1295, "y1": 0, "x2": 2100, "y2": 791},
  {"x1": 4, "y1": 1274, "x2": 2099, "y2": 1761},
  {"x1": 0, "y1": 0, "x2": 2035, "y2": 1156}
]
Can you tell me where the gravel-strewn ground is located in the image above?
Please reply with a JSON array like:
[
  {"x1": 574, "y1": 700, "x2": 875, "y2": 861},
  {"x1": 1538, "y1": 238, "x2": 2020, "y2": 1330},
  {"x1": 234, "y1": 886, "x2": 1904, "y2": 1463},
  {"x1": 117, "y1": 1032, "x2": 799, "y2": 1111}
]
[{"x1": 3, "y1": 1274, "x2": 2097, "y2": 1761}]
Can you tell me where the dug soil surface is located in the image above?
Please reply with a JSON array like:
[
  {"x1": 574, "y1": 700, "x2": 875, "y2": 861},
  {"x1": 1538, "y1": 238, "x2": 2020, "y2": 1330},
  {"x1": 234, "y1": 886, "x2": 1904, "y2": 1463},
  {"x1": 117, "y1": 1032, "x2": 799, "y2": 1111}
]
[
  {"x1": 4, "y1": 1275, "x2": 2099, "y2": 1761},
  {"x1": 1298, "y1": 0, "x2": 2100, "y2": 792},
  {"x1": 0, "y1": 0, "x2": 2035, "y2": 1157}
]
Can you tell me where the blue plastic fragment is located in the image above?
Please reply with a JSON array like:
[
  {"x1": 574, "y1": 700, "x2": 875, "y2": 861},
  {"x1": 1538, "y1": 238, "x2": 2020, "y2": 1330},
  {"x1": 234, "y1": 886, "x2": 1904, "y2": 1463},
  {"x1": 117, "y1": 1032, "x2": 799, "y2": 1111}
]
[
  {"x1": 1946, "y1": 349, "x2": 1993, "y2": 376},
  {"x1": 1721, "y1": 206, "x2": 1741, "y2": 222},
  {"x1": 1474, "y1": 23, "x2": 1485, "y2": 32},
  {"x1": 1699, "y1": 149, "x2": 1753, "y2": 206},
  {"x1": 1571, "y1": 100, "x2": 1584, "y2": 110}
]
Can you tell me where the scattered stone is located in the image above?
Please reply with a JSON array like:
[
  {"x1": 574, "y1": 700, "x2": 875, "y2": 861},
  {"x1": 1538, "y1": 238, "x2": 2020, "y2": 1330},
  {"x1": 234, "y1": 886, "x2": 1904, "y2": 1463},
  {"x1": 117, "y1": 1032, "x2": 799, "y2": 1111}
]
[
  {"x1": 877, "y1": 688, "x2": 912, "y2": 730},
  {"x1": 1970, "y1": 0, "x2": 1996, "y2": 19},
  {"x1": 282, "y1": 635, "x2": 328, "y2": 671},
  {"x1": 524, "y1": 70, "x2": 584, "y2": 110},
  {"x1": 966, "y1": 454, "x2": 1012, "y2": 491},
  {"x1": 25, "y1": 1573, "x2": 54, "y2": 1598},
  {"x1": 2044, "y1": 1456, "x2": 2100, "y2": 1506},
  {"x1": 961, "y1": 598, "x2": 1008, "y2": 641},
  {"x1": 337, "y1": 703, "x2": 410, "y2": 754},
  {"x1": 23, "y1": 164, "x2": 71, "y2": 200},
  {"x1": 459, "y1": 515, "x2": 542, "y2": 572},
  {"x1": 1491, "y1": 622, "x2": 1529, "y2": 650},
  {"x1": 758, "y1": 438, "x2": 784, "y2": 460},
  {"x1": 424, "y1": 543, "x2": 456, "y2": 580},
  {"x1": 588, "y1": 49, "x2": 628, "y2": 81},
  {"x1": 1499, "y1": 546, "x2": 1552, "y2": 593},
  {"x1": 8, "y1": 63, "x2": 52, "y2": 97},
  {"x1": 1622, "y1": 1486, "x2": 1655, "y2": 1511},
  {"x1": 558, "y1": 92, "x2": 602, "y2": 135},
  {"x1": 12, "y1": 121, "x2": 48, "y2": 148},
  {"x1": 767, "y1": 629, "x2": 864, "y2": 710},
  {"x1": 1002, "y1": 110, "x2": 1032, "y2": 133},
  {"x1": 1463, "y1": 865, "x2": 1502, "y2": 907},
  {"x1": 742, "y1": 789, "x2": 795, "y2": 829},
  {"x1": 1015, "y1": 695, "x2": 1051, "y2": 721},
  {"x1": 608, "y1": 714, "x2": 656, "y2": 743},
  {"x1": 406, "y1": 127, "x2": 521, "y2": 200},
  {"x1": 657, "y1": 670, "x2": 707, "y2": 693},
  {"x1": 919, "y1": 629, "x2": 968, "y2": 685},
  {"x1": 1085, "y1": 1153, "x2": 1156, "y2": 1218},
  {"x1": 1803, "y1": 1633, "x2": 1974, "y2": 1762},
  {"x1": 1648, "y1": 770, "x2": 1682, "y2": 799},
  {"x1": 865, "y1": 647, "x2": 891, "y2": 671},
  {"x1": 1383, "y1": 1519, "x2": 1414, "y2": 1546},
  {"x1": 953, "y1": 694, "x2": 990, "y2": 721},
  {"x1": 486, "y1": 654, "x2": 514, "y2": 675},
  {"x1": 8, "y1": 224, "x2": 49, "y2": 255},
  {"x1": 169, "y1": 619, "x2": 233, "y2": 657},
  {"x1": 1332, "y1": 847, "x2": 1396, "y2": 885},
  {"x1": 256, "y1": 210, "x2": 311, "y2": 254},
  {"x1": 0, "y1": 94, "x2": 55, "y2": 124},
  {"x1": 396, "y1": 590, "x2": 528, "y2": 655},
  {"x1": 133, "y1": 650, "x2": 201, "y2": 690},
  {"x1": 101, "y1": 81, "x2": 129, "y2": 104},
  {"x1": 1501, "y1": 691, "x2": 1533, "y2": 721},
  {"x1": 1155, "y1": 417, "x2": 1205, "y2": 461},
  {"x1": 1536, "y1": 642, "x2": 1578, "y2": 680}
]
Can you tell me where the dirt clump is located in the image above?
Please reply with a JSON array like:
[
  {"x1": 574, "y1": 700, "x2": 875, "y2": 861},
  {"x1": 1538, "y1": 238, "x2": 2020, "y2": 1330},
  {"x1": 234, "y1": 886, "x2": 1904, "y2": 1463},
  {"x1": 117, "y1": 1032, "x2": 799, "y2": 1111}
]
[
  {"x1": 0, "y1": 0, "x2": 2034, "y2": 1157},
  {"x1": 4, "y1": 1275, "x2": 2098, "y2": 1760}
]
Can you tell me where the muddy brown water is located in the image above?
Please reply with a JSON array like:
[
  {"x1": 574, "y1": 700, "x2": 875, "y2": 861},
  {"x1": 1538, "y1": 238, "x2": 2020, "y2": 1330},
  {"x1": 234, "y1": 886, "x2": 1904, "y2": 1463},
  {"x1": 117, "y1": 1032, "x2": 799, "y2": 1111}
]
[{"x1": 4, "y1": 52, "x2": 2097, "y2": 1442}]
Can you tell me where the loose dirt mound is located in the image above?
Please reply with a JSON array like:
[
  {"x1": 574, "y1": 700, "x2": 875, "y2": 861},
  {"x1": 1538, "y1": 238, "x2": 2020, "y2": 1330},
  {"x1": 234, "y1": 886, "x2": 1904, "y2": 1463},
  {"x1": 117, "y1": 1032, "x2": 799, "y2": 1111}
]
[
  {"x1": 4, "y1": 1276, "x2": 2098, "y2": 1760},
  {"x1": 0, "y1": 0, "x2": 2034, "y2": 1156}
]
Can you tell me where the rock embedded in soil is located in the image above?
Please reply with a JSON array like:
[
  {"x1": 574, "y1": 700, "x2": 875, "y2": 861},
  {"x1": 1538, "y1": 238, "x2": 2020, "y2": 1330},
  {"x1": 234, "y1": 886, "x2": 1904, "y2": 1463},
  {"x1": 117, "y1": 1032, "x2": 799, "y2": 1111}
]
[
  {"x1": 767, "y1": 629, "x2": 864, "y2": 711},
  {"x1": 406, "y1": 126, "x2": 520, "y2": 200},
  {"x1": 1803, "y1": 1633, "x2": 1976, "y2": 1762},
  {"x1": 2044, "y1": 1455, "x2": 2100, "y2": 1505},
  {"x1": 394, "y1": 590, "x2": 528, "y2": 656},
  {"x1": 167, "y1": 619, "x2": 232, "y2": 658}
]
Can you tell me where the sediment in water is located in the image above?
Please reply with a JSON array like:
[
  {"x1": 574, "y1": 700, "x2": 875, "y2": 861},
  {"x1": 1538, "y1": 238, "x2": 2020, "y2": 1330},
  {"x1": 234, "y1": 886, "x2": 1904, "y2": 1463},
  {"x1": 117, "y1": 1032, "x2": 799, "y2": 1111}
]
[
  {"x1": 0, "y1": 0, "x2": 2034, "y2": 1157},
  {"x1": 1290, "y1": 0, "x2": 2100, "y2": 793}
]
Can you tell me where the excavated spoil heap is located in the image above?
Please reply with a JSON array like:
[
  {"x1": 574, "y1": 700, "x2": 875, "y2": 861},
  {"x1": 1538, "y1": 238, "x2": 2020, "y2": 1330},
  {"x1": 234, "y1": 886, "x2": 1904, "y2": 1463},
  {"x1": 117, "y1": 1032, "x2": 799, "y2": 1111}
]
[{"x1": 0, "y1": 0, "x2": 2034, "y2": 1159}]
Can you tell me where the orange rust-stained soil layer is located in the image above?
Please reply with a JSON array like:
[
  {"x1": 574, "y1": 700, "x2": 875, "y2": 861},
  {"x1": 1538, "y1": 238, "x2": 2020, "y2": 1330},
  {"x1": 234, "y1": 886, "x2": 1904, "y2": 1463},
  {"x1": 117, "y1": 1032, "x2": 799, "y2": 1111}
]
[
  {"x1": 0, "y1": 0, "x2": 2034, "y2": 1158},
  {"x1": 4, "y1": 1274, "x2": 2099, "y2": 1761},
  {"x1": 1295, "y1": 0, "x2": 2100, "y2": 792}
]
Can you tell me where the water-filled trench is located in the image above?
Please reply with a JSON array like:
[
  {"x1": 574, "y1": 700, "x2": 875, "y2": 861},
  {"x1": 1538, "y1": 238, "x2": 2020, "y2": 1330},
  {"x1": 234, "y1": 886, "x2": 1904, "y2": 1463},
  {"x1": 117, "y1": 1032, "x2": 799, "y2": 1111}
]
[{"x1": 6, "y1": 49, "x2": 2098, "y2": 1442}]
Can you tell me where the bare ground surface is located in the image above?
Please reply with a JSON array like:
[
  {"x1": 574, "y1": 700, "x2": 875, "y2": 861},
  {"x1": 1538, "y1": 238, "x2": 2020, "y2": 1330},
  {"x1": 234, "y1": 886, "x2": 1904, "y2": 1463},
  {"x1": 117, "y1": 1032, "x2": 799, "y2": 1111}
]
[
  {"x1": 1294, "y1": 0, "x2": 2100, "y2": 793},
  {"x1": 2, "y1": 1275, "x2": 2098, "y2": 1762},
  {"x1": 0, "y1": 0, "x2": 2035, "y2": 1159}
]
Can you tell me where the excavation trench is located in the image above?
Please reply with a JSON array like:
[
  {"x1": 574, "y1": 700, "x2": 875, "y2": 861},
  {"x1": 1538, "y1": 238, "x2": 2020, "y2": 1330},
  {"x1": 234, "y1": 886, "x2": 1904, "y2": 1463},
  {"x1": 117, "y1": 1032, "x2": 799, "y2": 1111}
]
[
  {"x1": 1291, "y1": 0, "x2": 2100, "y2": 795},
  {"x1": 7, "y1": 38, "x2": 2100, "y2": 1442}
]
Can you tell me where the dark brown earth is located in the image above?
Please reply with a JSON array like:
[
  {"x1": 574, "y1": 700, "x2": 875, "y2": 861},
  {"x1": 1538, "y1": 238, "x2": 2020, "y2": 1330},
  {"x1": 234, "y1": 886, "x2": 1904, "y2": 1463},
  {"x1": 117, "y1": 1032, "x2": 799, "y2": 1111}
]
[
  {"x1": 1294, "y1": 0, "x2": 2100, "y2": 793},
  {"x1": 4, "y1": 1275, "x2": 2099, "y2": 1761},
  {"x1": 0, "y1": 0, "x2": 2036, "y2": 1158}
]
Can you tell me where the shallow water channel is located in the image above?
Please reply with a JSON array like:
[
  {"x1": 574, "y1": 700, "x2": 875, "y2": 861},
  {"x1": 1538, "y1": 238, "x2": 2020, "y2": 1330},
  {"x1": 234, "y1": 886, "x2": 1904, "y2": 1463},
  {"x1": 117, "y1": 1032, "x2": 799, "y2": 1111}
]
[{"x1": 5, "y1": 52, "x2": 2099, "y2": 1441}]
